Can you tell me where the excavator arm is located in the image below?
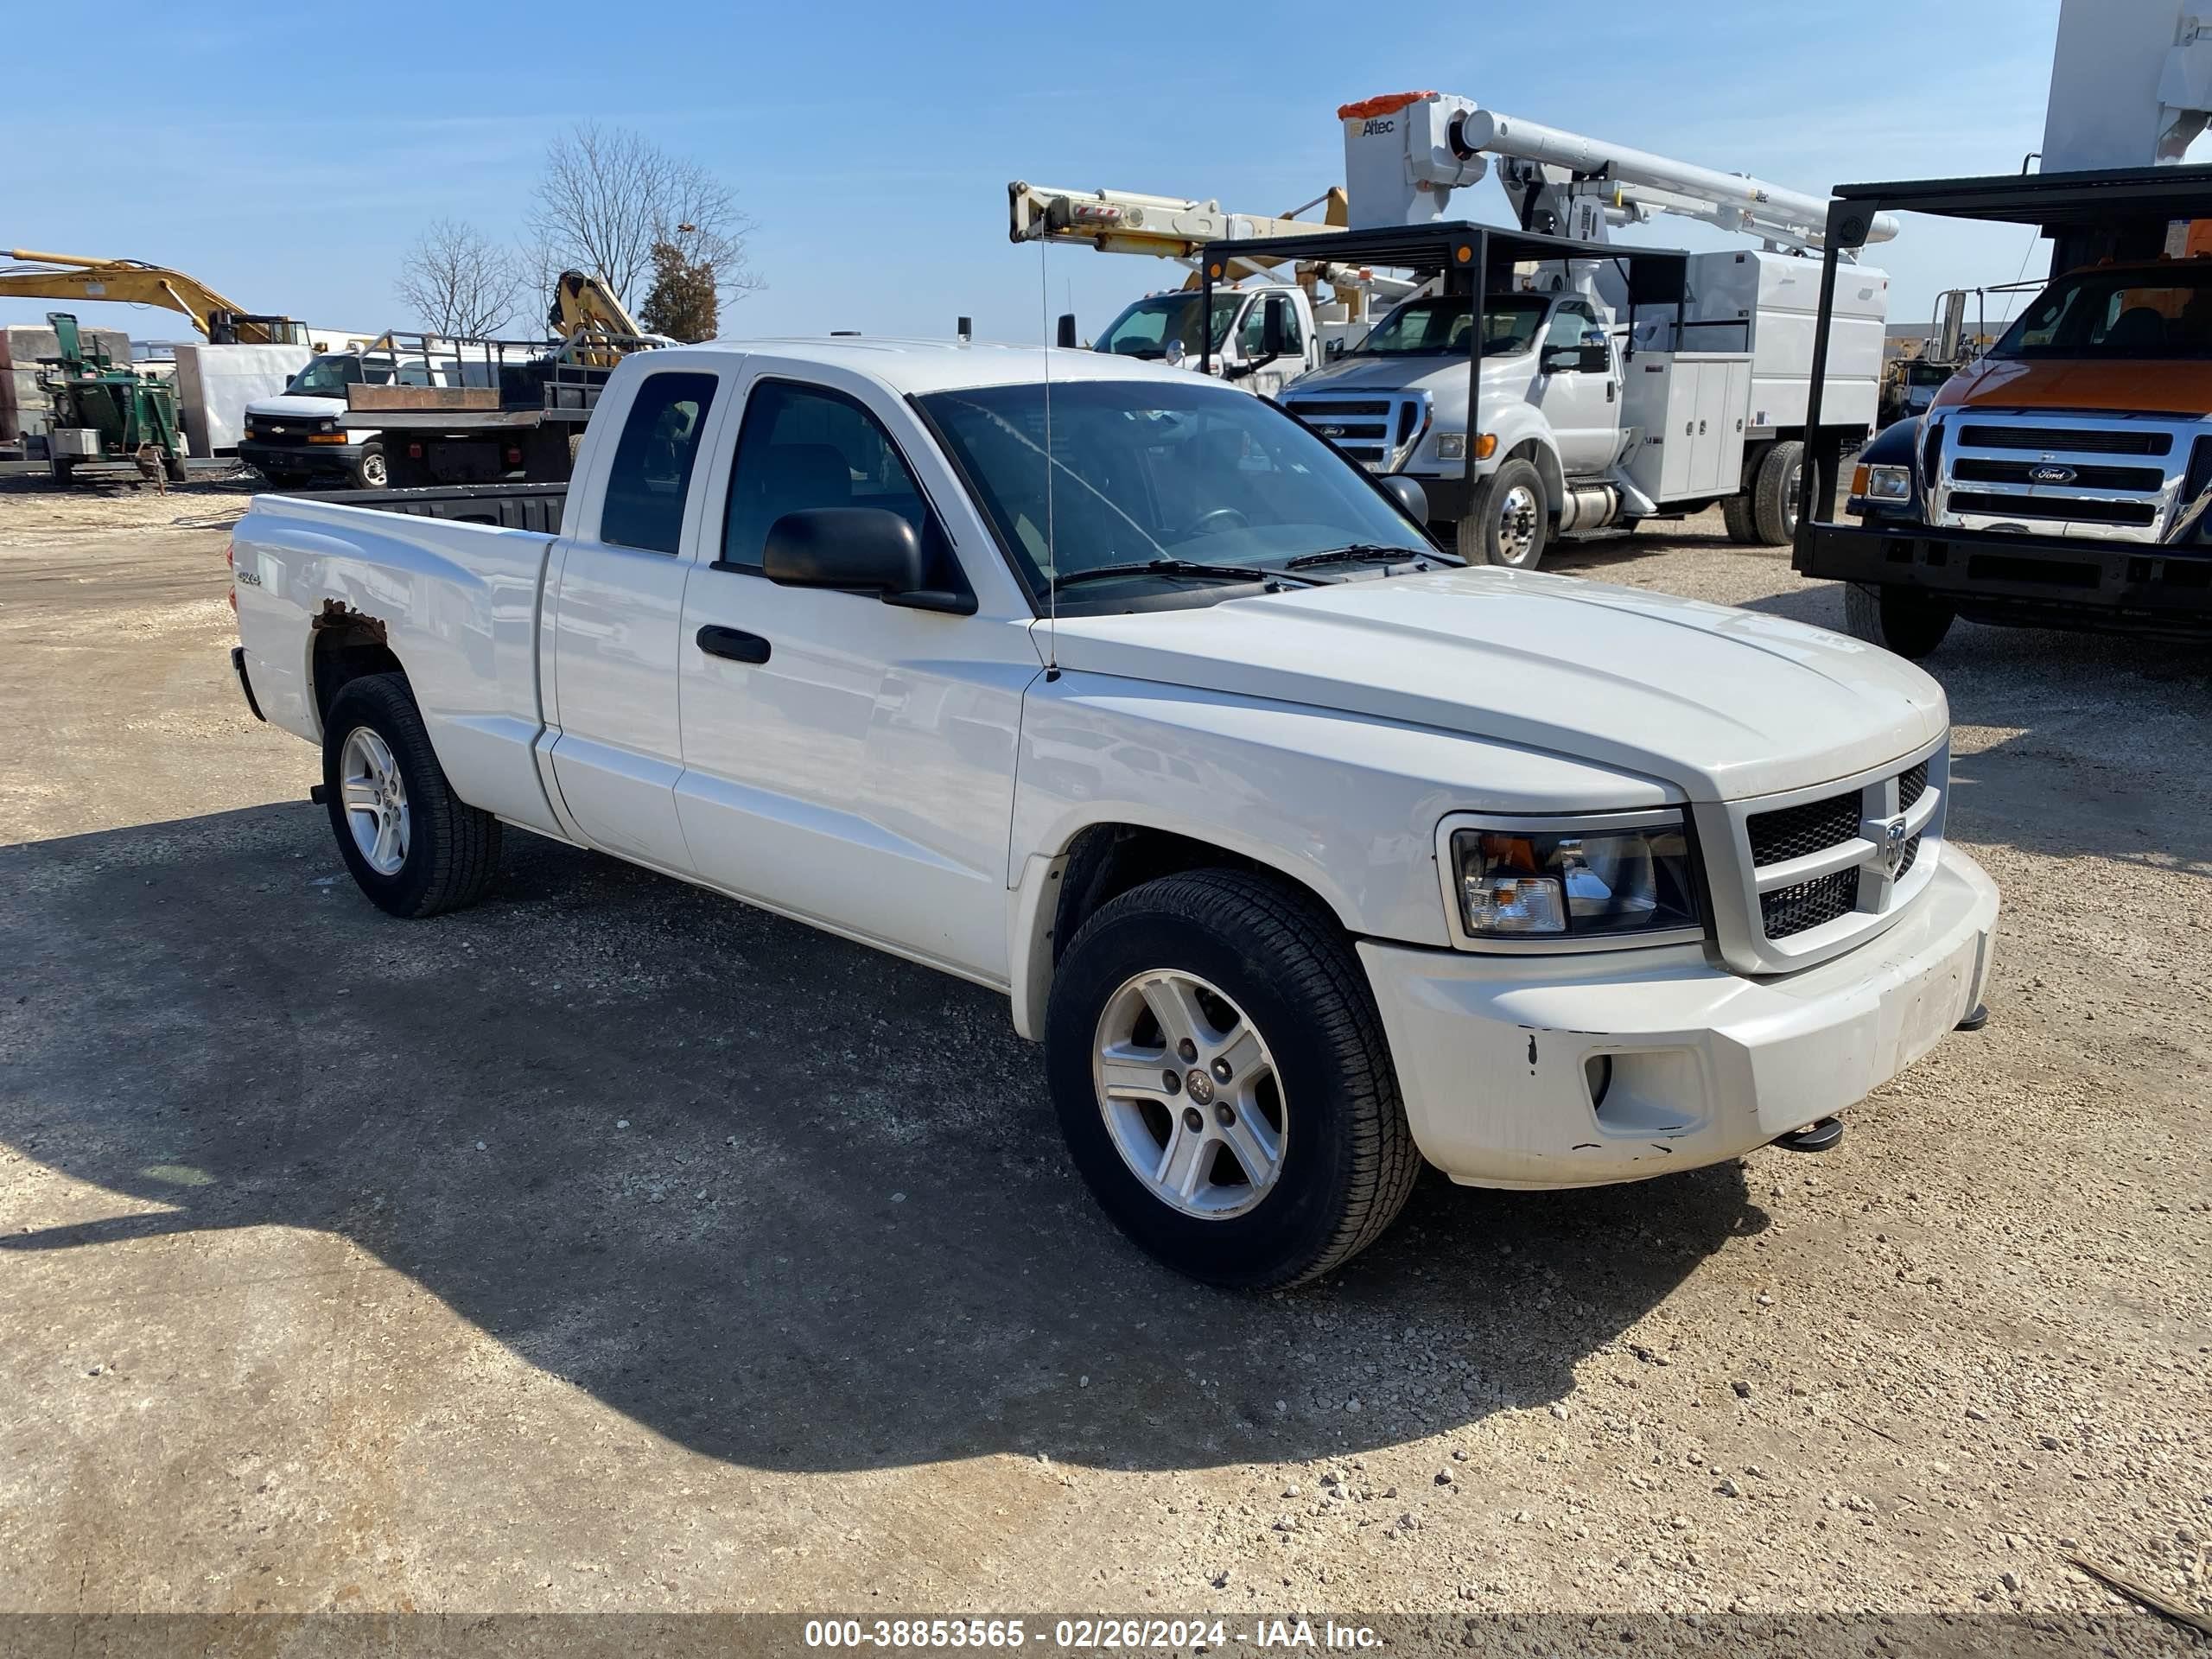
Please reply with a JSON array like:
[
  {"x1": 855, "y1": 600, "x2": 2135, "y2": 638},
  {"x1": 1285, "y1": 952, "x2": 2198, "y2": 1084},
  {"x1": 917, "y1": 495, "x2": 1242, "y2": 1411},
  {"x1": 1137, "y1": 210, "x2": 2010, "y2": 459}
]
[
  {"x1": 0, "y1": 249, "x2": 302, "y2": 342},
  {"x1": 548, "y1": 270, "x2": 644, "y2": 339}
]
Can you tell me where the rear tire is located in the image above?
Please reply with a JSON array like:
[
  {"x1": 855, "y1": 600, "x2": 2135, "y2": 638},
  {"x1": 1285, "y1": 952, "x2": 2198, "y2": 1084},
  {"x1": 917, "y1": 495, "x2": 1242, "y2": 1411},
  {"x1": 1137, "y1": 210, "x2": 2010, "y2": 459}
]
[
  {"x1": 1720, "y1": 493, "x2": 1761, "y2": 543},
  {"x1": 321, "y1": 672, "x2": 501, "y2": 917},
  {"x1": 1046, "y1": 869, "x2": 1421, "y2": 1289},
  {"x1": 1458, "y1": 456, "x2": 1548, "y2": 569},
  {"x1": 1843, "y1": 582, "x2": 1955, "y2": 659},
  {"x1": 163, "y1": 456, "x2": 188, "y2": 484},
  {"x1": 1751, "y1": 439, "x2": 1805, "y2": 545}
]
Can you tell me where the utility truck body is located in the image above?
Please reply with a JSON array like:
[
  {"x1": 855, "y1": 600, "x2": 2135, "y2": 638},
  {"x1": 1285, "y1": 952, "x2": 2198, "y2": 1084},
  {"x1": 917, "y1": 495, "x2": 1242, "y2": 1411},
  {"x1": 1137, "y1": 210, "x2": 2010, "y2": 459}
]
[{"x1": 228, "y1": 338, "x2": 1997, "y2": 1288}]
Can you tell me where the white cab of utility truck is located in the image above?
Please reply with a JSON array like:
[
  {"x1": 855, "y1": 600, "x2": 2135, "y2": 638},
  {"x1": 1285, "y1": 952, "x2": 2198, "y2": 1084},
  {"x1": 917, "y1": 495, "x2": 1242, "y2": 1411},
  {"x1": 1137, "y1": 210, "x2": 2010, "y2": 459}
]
[
  {"x1": 1090, "y1": 283, "x2": 1323, "y2": 397},
  {"x1": 227, "y1": 337, "x2": 1999, "y2": 1291}
]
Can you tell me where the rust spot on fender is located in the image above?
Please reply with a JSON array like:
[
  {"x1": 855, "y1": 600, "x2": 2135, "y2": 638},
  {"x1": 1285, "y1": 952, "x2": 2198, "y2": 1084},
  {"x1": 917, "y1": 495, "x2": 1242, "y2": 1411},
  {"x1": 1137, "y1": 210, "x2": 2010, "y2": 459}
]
[{"x1": 311, "y1": 599, "x2": 386, "y2": 643}]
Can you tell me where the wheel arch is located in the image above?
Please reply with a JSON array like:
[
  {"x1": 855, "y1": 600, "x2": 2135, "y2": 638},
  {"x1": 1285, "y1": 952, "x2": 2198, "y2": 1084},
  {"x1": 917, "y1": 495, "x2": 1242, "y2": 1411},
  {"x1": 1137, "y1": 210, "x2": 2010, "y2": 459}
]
[
  {"x1": 1009, "y1": 818, "x2": 1363, "y2": 1042},
  {"x1": 309, "y1": 605, "x2": 406, "y2": 741}
]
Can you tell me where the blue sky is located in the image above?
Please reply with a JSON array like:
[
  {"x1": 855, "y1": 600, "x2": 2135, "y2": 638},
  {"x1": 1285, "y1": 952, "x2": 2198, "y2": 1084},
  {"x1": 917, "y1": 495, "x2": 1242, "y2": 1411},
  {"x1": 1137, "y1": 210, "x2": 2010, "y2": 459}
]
[{"x1": 4, "y1": 0, "x2": 2074, "y2": 347}]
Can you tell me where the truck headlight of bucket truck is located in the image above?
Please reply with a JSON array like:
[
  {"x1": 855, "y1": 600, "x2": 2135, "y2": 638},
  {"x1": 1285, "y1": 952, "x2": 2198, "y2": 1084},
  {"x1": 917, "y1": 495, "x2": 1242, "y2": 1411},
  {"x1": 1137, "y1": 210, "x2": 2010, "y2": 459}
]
[
  {"x1": 1445, "y1": 814, "x2": 1700, "y2": 944},
  {"x1": 1435, "y1": 433, "x2": 1497, "y2": 464}
]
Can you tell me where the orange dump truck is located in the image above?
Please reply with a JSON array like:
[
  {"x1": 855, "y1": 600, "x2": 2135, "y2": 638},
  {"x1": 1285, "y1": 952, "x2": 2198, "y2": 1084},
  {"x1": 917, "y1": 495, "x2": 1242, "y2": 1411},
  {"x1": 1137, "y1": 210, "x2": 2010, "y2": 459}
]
[{"x1": 1794, "y1": 166, "x2": 2212, "y2": 658}]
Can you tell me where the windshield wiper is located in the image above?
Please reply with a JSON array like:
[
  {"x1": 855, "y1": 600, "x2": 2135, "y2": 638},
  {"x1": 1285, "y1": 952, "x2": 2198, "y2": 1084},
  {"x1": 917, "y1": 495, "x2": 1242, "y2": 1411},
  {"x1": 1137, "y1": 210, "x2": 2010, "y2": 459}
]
[
  {"x1": 1282, "y1": 543, "x2": 1457, "y2": 571},
  {"x1": 1051, "y1": 558, "x2": 1329, "y2": 591}
]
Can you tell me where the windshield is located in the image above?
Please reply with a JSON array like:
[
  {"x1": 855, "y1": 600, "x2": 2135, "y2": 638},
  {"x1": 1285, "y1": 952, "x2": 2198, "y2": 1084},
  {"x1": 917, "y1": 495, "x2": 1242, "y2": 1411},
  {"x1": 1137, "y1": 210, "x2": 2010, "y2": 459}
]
[
  {"x1": 1990, "y1": 267, "x2": 2212, "y2": 360},
  {"x1": 1093, "y1": 293, "x2": 1242, "y2": 359},
  {"x1": 1904, "y1": 362, "x2": 1952, "y2": 385},
  {"x1": 1353, "y1": 294, "x2": 1548, "y2": 358},
  {"x1": 284, "y1": 355, "x2": 367, "y2": 397},
  {"x1": 917, "y1": 378, "x2": 1436, "y2": 607}
]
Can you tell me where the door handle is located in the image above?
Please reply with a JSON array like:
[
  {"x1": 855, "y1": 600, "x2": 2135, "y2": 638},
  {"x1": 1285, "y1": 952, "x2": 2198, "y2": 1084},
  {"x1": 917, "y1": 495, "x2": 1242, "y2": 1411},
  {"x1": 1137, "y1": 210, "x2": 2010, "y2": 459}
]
[{"x1": 696, "y1": 625, "x2": 770, "y2": 664}]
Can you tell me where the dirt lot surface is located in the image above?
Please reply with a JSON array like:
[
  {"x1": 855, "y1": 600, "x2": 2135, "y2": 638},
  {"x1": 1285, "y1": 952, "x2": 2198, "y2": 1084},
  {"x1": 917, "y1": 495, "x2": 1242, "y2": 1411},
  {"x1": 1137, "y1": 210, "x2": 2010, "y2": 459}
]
[{"x1": 2, "y1": 476, "x2": 2207, "y2": 1644}]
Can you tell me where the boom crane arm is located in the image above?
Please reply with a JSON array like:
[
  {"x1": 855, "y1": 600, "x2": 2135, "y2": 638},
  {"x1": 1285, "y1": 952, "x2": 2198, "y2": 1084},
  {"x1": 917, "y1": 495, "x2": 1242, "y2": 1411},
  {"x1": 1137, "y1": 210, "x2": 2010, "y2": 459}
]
[
  {"x1": 1007, "y1": 181, "x2": 1413, "y2": 297},
  {"x1": 0, "y1": 248, "x2": 294, "y2": 340},
  {"x1": 1337, "y1": 93, "x2": 1899, "y2": 255}
]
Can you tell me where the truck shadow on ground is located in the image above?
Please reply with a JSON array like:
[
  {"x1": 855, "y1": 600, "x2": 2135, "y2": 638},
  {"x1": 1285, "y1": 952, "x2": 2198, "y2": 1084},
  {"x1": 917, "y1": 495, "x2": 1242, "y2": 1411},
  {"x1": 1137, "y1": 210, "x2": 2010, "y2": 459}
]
[{"x1": 0, "y1": 804, "x2": 1765, "y2": 1475}]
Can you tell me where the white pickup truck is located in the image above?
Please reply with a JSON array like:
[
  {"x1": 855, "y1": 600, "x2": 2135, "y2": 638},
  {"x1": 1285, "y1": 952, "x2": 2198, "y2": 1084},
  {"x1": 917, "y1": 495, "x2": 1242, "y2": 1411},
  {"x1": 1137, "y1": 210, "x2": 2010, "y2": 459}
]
[{"x1": 229, "y1": 338, "x2": 1999, "y2": 1288}]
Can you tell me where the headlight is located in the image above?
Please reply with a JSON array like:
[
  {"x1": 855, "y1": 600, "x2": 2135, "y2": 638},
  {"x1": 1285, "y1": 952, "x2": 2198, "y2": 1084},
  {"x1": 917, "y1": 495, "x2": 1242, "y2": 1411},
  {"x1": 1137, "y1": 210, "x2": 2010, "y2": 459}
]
[
  {"x1": 1852, "y1": 462, "x2": 1912, "y2": 503},
  {"x1": 1448, "y1": 815, "x2": 1701, "y2": 942},
  {"x1": 1435, "y1": 432, "x2": 1466, "y2": 461}
]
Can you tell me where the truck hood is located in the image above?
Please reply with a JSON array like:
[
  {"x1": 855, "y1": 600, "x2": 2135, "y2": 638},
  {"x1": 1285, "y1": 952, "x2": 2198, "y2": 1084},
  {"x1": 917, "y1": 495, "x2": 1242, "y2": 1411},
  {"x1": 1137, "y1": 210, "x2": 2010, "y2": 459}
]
[
  {"x1": 244, "y1": 393, "x2": 348, "y2": 420},
  {"x1": 1288, "y1": 352, "x2": 1526, "y2": 397},
  {"x1": 1042, "y1": 567, "x2": 1946, "y2": 804},
  {"x1": 1930, "y1": 354, "x2": 2212, "y2": 416}
]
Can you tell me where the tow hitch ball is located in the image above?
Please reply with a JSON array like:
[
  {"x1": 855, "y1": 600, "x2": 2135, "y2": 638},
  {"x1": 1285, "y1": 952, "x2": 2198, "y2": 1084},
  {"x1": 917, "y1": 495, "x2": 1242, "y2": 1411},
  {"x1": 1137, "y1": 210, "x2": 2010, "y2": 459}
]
[
  {"x1": 1774, "y1": 1116, "x2": 1845, "y2": 1154},
  {"x1": 1774, "y1": 1004, "x2": 1991, "y2": 1155}
]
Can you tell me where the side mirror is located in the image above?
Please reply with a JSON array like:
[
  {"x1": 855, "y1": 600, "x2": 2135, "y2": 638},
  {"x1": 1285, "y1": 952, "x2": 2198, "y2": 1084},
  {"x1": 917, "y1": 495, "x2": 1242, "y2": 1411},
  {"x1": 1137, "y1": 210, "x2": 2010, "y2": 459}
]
[
  {"x1": 1260, "y1": 294, "x2": 1288, "y2": 359},
  {"x1": 1379, "y1": 474, "x2": 1428, "y2": 523},
  {"x1": 762, "y1": 507, "x2": 976, "y2": 615}
]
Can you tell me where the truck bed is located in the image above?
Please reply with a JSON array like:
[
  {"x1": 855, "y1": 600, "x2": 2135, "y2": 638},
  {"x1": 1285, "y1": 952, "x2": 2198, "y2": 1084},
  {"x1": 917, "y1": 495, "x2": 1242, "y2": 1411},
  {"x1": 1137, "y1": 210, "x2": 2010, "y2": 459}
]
[{"x1": 293, "y1": 481, "x2": 566, "y2": 534}]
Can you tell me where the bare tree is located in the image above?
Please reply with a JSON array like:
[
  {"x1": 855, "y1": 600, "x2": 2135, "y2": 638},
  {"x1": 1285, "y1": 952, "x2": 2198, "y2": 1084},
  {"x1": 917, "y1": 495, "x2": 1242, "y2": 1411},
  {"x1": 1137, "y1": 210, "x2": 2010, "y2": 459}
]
[
  {"x1": 526, "y1": 123, "x2": 760, "y2": 315},
  {"x1": 394, "y1": 219, "x2": 519, "y2": 337}
]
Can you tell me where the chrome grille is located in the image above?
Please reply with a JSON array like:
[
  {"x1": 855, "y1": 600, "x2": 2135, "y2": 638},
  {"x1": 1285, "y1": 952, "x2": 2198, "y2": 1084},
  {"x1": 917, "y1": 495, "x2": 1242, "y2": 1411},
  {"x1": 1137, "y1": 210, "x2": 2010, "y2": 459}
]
[
  {"x1": 1957, "y1": 423, "x2": 2170, "y2": 455},
  {"x1": 1284, "y1": 391, "x2": 1429, "y2": 472},
  {"x1": 1928, "y1": 412, "x2": 2209, "y2": 543},
  {"x1": 1699, "y1": 742, "x2": 1950, "y2": 967}
]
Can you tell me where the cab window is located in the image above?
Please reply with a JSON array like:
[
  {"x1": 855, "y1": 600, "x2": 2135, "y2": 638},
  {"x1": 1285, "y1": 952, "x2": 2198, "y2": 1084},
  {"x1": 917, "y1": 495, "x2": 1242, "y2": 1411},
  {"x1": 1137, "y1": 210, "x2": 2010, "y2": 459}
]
[
  {"x1": 721, "y1": 380, "x2": 930, "y2": 572},
  {"x1": 1543, "y1": 301, "x2": 1605, "y2": 357},
  {"x1": 598, "y1": 371, "x2": 720, "y2": 554},
  {"x1": 1237, "y1": 297, "x2": 1303, "y2": 358}
]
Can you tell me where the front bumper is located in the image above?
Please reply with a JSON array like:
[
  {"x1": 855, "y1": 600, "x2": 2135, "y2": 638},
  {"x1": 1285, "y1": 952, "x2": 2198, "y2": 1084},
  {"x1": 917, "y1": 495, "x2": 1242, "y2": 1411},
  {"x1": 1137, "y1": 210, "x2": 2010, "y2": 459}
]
[
  {"x1": 1357, "y1": 849, "x2": 1999, "y2": 1189},
  {"x1": 239, "y1": 439, "x2": 365, "y2": 479},
  {"x1": 1402, "y1": 471, "x2": 1472, "y2": 522},
  {"x1": 1796, "y1": 520, "x2": 2212, "y2": 632}
]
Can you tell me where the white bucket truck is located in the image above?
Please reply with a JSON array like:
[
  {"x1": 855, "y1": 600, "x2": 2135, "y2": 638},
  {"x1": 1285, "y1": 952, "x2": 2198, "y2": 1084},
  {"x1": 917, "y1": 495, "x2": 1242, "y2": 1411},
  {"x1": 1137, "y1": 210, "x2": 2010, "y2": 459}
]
[{"x1": 1262, "y1": 93, "x2": 1896, "y2": 566}]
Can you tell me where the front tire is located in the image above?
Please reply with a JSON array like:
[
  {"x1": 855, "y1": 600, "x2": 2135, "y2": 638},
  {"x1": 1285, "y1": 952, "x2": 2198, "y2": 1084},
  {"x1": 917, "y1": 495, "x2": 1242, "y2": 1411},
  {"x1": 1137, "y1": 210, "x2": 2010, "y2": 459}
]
[
  {"x1": 1045, "y1": 869, "x2": 1420, "y2": 1289},
  {"x1": 350, "y1": 443, "x2": 388, "y2": 491},
  {"x1": 1458, "y1": 456, "x2": 1548, "y2": 569},
  {"x1": 1843, "y1": 582, "x2": 1955, "y2": 659},
  {"x1": 322, "y1": 672, "x2": 501, "y2": 917}
]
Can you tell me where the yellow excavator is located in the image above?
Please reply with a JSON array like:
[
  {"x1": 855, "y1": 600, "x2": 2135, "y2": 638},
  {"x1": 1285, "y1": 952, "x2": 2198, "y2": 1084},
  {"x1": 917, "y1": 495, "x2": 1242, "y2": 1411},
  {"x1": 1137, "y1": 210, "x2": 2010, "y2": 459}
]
[{"x1": 0, "y1": 248, "x2": 312, "y2": 343}]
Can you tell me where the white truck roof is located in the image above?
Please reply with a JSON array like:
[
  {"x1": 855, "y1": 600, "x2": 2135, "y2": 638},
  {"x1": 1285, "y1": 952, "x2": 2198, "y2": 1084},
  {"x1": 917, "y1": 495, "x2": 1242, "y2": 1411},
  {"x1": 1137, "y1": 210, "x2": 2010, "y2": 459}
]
[{"x1": 643, "y1": 336, "x2": 1198, "y2": 395}]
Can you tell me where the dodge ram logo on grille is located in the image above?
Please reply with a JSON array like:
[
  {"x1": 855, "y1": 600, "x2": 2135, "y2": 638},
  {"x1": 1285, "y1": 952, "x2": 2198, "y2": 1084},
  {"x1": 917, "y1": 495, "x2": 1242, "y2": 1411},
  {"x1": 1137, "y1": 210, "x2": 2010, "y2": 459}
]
[
  {"x1": 2028, "y1": 463, "x2": 2075, "y2": 484},
  {"x1": 1879, "y1": 816, "x2": 1910, "y2": 878}
]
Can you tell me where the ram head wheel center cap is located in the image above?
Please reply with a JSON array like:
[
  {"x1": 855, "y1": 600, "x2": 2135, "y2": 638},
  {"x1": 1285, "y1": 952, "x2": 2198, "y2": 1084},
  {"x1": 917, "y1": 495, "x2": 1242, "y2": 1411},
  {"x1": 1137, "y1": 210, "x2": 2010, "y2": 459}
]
[{"x1": 1185, "y1": 1069, "x2": 1216, "y2": 1106}]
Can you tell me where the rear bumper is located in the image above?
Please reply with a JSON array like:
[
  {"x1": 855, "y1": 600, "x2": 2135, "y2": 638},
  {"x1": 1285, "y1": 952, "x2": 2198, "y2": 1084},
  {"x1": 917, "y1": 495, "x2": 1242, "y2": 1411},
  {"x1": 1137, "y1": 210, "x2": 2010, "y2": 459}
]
[
  {"x1": 229, "y1": 645, "x2": 265, "y2": 722},
  {"x1": 1795, "y1": 520, "x2": 2212, "y2": 630},
  {"x1": 239, "y1": 440, "x2": 365, "y2": 479},
  {"x1": 1357, "y1": 849, "x2": 1999, "y2": 1189}
]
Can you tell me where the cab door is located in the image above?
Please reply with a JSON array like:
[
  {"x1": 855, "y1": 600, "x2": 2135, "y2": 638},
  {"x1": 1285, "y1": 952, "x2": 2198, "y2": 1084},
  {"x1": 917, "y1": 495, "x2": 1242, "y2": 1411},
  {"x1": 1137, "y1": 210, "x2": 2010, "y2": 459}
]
[
  {"x1": 543, "y1": 365, "x2": 727, "y2": 873},
  {"x1": 1534, "y1": 299, "x2": 1619, "y2": 478},
  {"x1": 1231, "y1": 293, "x2": 1307, "y2": 399},
  {"x1": 671, "y1": 369, "x2": 1034, "y2": 983}
]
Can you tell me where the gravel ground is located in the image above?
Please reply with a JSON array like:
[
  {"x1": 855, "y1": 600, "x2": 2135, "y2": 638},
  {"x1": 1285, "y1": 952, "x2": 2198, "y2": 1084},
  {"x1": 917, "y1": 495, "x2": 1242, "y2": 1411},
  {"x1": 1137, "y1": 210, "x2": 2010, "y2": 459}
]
[{"x1": 0, "y1": 477, "x2": 2206, "y2": 1645}]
